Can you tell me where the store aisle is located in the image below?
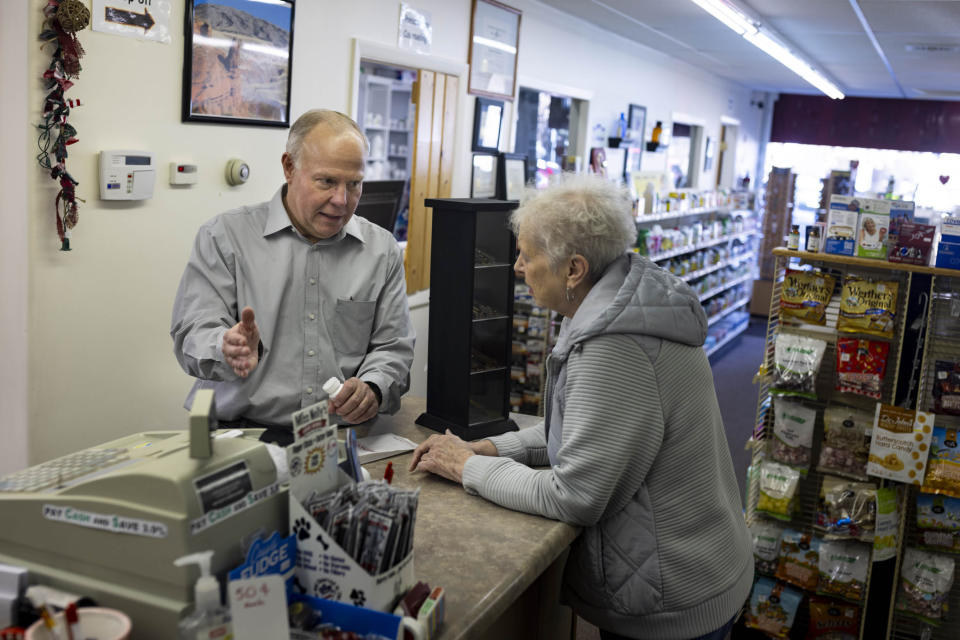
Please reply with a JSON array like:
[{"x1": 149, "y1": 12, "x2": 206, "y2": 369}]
[{"x1": 709, "y1": 316, "x2": 767, "y2": 505}]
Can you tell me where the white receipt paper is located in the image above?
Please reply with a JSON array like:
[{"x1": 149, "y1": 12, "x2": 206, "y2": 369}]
[{"x1": 357, "y1": 433, "x2": 418, "y2": 464}]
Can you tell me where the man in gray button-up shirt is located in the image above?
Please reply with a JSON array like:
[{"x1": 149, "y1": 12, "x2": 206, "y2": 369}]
[{"x1": 171, "y1": 110, "x2": 415, "y2": 443}]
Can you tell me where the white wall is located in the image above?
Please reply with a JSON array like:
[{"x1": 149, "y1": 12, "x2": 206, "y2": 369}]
[
  {"x1": 8, "y1": 0, "x2": 763, "y2": 470},
  {"x1": 0, "y1": 0, "x2": 29, "y2": 476}
]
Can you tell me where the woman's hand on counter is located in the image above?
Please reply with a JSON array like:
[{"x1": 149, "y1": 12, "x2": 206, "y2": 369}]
[{"x1": 409, "y1": 430, "x2": 476, "y2": 483}]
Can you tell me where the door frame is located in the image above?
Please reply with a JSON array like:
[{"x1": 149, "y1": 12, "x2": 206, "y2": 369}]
[
  {"x1": 718, "y1": 115, "x2": 741, "y2": 189},
  {"x1": 510, "y1": 75, "x2": 593, "y2": 170},
  {"x1": 350, "y1": 39, "x2": 470, "y2": 201}
]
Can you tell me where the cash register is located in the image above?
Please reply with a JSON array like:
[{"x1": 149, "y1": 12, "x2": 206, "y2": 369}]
[{"x1": 0, "y1": 393, "x2": 288, "y2": 639}]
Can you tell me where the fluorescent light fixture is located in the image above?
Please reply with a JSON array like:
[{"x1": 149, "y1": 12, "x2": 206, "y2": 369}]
[
  {"x1": 688, "y1": 0, "x2": 756, "y2": 35},
  {"x1": 745, "y1": 31, "x2": 845, "y2": 99},
  {"x1": 688, "y1": 0, "x2": 844, "y2": 99}
]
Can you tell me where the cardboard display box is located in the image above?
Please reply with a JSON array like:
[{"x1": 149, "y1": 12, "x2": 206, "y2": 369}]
[{"x1": 287, "y1": 402, "x2": 416, "y2": 613}]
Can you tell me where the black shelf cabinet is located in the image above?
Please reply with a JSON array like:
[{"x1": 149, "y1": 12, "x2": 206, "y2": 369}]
[{"x1": 416, "y1": 198, "x2": 519, "y2": 439}]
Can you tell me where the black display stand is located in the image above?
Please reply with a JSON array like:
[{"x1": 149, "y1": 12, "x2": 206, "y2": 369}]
[{"x1": 416, "y1": 198, "x2": 519, "y2": 439}]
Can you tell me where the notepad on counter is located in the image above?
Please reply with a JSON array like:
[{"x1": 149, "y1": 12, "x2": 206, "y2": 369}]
[{"x1": 357, "y1": 433, "x2": 418, "y2": 463}]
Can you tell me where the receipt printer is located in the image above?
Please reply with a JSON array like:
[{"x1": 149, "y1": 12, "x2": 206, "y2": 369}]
[{"x1": 99, "y1": 150, "x2": 156, "y2": 200}]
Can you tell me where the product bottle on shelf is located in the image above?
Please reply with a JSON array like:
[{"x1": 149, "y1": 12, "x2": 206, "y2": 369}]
[
  {"x1": 787, "y1": 224, "x2": 800, "y2": 250},
  {"x1": 651, "y1": 121, "x2": 662, "y2": 144}
]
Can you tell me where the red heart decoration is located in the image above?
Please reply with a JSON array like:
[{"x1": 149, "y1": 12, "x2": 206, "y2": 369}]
[{"x1": 940, "y1": 175, "x2": 950, "y2": 184}]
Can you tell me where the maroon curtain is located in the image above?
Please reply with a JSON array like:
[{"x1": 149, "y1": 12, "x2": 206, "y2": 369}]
[{"x1": 770, "y1": 93, "x2": 960, "y2": 154}]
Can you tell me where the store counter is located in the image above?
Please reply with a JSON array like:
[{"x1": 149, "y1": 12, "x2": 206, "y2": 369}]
[{"x1": 353, "y1": 398, "x2": 581, "y2": 640}]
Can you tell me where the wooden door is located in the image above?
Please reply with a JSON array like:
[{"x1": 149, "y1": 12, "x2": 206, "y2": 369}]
[{"x1": 404, "y1": 70, "x2": 458, "y2": 293}]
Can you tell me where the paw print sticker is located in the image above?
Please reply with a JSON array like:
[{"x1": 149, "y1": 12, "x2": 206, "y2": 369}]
[
  {"x1": 350, "y1": 588, "x2": 366, "y2": 607},
  {"x1": 293, "y1": 517, "x2": 311, "y2": 541}
]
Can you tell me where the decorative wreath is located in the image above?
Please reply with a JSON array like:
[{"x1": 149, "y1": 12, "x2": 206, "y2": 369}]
[{"x1": 37, "y1": 0, "x2": 89, "y2": 250}]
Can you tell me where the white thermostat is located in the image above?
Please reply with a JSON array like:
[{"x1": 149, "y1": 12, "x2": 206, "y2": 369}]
[
  {"x1": 99, "y1": 150, "x2": 156, "y2": 200},
  {"x1": 225, "y1": 158, "x2": 250, "y2": 186}
]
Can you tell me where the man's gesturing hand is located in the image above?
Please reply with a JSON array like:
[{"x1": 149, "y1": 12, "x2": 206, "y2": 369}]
[{"x1": 223, "y1": 306, "x2": 260, "y2": 378}]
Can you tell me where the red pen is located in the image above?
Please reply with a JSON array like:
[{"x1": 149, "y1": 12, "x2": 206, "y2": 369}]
[
  {"x1": 383, "y1": 461, "x2": 394, "y2": 484},
  {"x1": 64, "y1": 603, "x2": 78, "y2": 640}
]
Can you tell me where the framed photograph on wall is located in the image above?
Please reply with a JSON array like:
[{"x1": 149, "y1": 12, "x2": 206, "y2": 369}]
[
  {"x1": 471, "y1": 152, "x2": 499, "y2": 198},
  {"x1": 497, "y1": 153, "x2": 527, "y2": 200},
  {"x1": 627, "y1": 104, "x2": 646, "y2": 147},
  {"x1": 182, "y1": 0, "x2": 295, "y2": 127},
  {"x1": 472, "y1": 97, "x2": 505, "y2": 153},
  {"x1": 468, "y1": 0, "x2": 522, "y2": 100}
]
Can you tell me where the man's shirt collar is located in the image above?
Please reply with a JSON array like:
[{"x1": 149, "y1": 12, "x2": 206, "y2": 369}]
[{"x1": 263, "y1": 185, "x2": 366, "y2": 244}]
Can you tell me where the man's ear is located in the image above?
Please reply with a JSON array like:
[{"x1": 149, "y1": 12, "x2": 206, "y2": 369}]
[
  {"x1": 281, "y1": 152, "x2": 295, "y2": 181},
  {"x1": 567, "y1": 254, "x2": 590, "y2": 289}
]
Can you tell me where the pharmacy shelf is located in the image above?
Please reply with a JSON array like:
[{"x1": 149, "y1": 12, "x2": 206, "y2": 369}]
[
  {"x1": 706, "y1": 297, "x2": 750, "y2": 327},
  {"x1": 635, "y1": 205, "x2": 731, "y2": 223},
  {"x1": 705, "y1": 321, "x2": 750, "y2": 358},
  {"x1": 644, "y1": 231, "x2": 754, "y2": 262},
  {"x1": 772, "y1": 248, "x2": 960, "y2": 276},
  {"x1": 678, "y1": 251, "x2": 755, "y2": 283},
  {"x1": 697, "y1": 274, "x2": 753, "y2": 302}
]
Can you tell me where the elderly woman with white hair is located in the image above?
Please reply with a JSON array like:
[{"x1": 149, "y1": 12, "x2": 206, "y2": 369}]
[{"x1": 410, "y1": 173, "x2": 752, "y2": 640}]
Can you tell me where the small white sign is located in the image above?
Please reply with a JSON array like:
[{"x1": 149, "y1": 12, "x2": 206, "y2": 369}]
[
  {"x1": 43, "y1": 504, "x2": 168, "y2": 538},
  {"x1": 229, "y1": 576, "x2": 289, "y2": 640},
  {"x1": 92, "y1": 0, "x2": 172, "y2": 44},
  {"x1": 188, "y1": 481, "x2": 282, "y2": 535},
  {"x1": 398, "y1": 3, "x2": 432, "y2": 54}
]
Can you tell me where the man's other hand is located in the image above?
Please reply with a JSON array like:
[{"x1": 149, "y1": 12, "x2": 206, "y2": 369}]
[
  {"x1": 328, "y1": 377, "x2": 379, "y2": 424},
  {"x1": 223, "y1": 306, "x2": 260, "y2": 378}
]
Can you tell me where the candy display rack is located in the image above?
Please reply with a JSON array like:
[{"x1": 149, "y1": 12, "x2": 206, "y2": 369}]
[{"x1": 747, "y1": 248, "x2": 960, "y2": 639}]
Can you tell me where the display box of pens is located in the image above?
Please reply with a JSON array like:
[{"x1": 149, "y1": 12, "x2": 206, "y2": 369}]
[{"x1": 287, "y1": 400, "x2": 418, "y2": 613}]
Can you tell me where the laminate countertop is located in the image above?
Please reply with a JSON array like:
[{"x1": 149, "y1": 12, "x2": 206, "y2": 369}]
[{"x1": 352, "y1": 397, "x2": 580, "y2": 640}]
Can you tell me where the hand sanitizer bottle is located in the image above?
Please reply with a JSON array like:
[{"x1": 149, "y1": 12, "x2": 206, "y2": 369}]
[{"x1": 174, "y1": 551, "x2": 233, "y2": 640}]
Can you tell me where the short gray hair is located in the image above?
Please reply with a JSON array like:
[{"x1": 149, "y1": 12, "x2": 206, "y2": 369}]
[
  {"x1": 286, "y1": 109, "x2": 368, "y2": 166},
  {"x1": 510, "y1": 173, "x2": 636, "y2": 281}
]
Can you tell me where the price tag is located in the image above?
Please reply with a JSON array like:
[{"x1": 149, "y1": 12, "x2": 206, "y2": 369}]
[{"x1": 229, "y1": 576, "x2": 289, "y2": 640}]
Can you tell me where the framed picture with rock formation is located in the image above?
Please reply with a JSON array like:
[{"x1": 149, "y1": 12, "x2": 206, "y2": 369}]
[{"x1": 182, "y1": 0, "x2": 295, "y2": 127}]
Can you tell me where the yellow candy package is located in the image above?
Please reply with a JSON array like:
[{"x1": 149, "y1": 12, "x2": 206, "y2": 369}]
[
  {"x1": 837, "y1": 277, "x2": 898, "y2": 338},
  {"x1": 780, "y1": 270, "x2": 836, "y2": 325},
  {"x1": 866, "y1": 404, "x2": 934, "y2": 485},
  {"x1": 758, "y1": 460, "x2": 801, "y2": 521},
  {"x1": 921, "y1": 427, "x2": 960, "y2": 499}
]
